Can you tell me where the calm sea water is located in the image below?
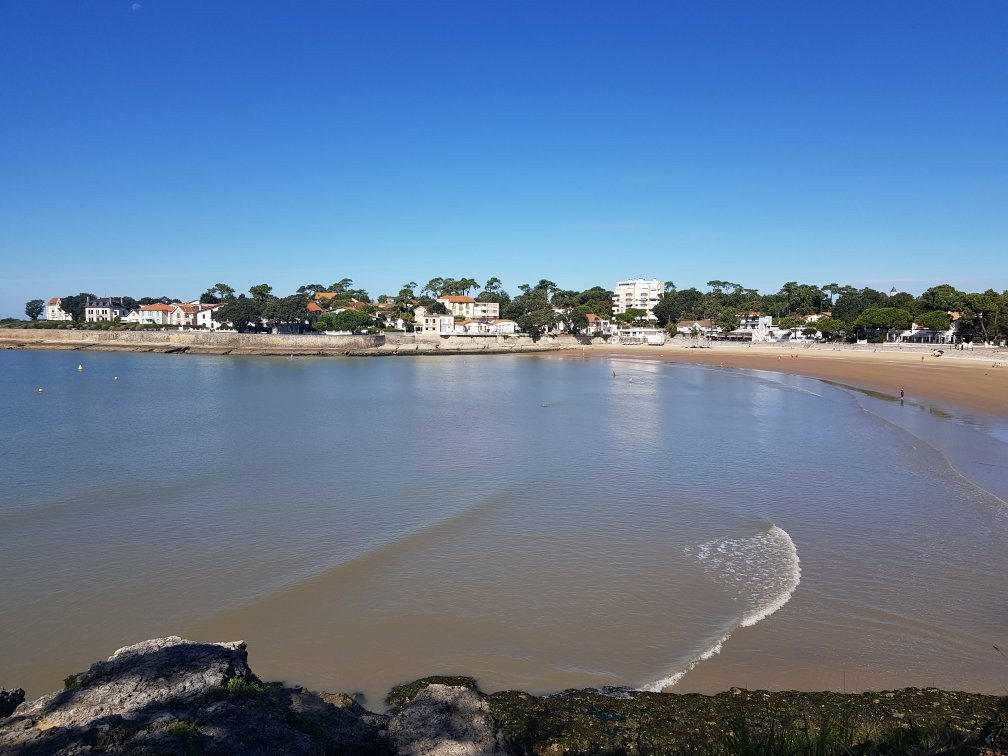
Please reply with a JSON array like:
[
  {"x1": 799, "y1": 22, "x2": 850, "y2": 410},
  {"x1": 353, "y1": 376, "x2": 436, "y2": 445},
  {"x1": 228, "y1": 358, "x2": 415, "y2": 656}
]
[{"x1": 2, "y1": 350, "x2": 1006, "y2": 704}]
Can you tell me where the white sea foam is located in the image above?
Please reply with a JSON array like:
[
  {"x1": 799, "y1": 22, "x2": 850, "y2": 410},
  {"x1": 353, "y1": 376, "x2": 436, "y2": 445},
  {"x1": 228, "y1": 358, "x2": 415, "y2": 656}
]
[{"x1": 643, "y1": 525, "x2": 801, "y2": 691}]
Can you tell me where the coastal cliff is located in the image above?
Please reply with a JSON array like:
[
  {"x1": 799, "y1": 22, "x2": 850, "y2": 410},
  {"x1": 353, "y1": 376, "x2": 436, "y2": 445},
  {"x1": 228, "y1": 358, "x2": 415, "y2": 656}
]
[{"x1": 1, "y1": 637, "x2": 1006, "y2": 754}]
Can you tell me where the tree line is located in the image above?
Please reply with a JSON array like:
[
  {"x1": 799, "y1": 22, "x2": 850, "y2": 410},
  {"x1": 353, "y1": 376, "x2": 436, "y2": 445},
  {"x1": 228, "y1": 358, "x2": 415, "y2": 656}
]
[{"x1": 22, "y1": 279, "x2": 1008, "y2": 343}]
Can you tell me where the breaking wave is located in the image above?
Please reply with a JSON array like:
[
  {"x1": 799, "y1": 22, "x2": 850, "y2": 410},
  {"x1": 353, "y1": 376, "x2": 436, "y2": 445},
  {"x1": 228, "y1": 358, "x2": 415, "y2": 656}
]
[{"x1": 642, "y1": 524, "x2": 801, "y2": 691}]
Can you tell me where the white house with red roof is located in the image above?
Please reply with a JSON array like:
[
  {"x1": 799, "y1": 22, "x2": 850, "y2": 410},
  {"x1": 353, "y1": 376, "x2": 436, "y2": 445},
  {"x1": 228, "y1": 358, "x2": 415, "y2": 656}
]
[
  {"x1": 585, "y1": 313, "x2": 615, "y2": 335},
  {"x1": 168, "y1": 303, "x2": 198, "y2": 327},
  {"x1": 45, "y1": 297, "x2": 73, "y2": 321},
  {"x1": 124, "y1": 302, "x2": 174, "y2": 326}
]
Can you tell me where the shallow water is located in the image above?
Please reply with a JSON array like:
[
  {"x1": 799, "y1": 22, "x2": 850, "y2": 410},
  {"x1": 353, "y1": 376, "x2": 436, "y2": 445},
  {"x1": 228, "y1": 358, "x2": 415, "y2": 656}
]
[{"x1": 1, "y1": 350, "x2": 1006, "y2": 704}]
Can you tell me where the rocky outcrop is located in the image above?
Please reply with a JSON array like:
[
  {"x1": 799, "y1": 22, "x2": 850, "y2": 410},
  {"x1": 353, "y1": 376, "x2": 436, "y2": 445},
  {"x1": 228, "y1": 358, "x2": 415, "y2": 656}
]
[
  {"x1": 387, "y1": 684, "x2": 502, "y2": 756},
  {"x1": 0, "y1": 688, "x2": 24, "y2": 718},
  {"x1": 1, "y1": 637, "x2": 1005, "y2": 754},
  {"x1": 0, "y1": 637, "x2": 500, "y2": 754}
]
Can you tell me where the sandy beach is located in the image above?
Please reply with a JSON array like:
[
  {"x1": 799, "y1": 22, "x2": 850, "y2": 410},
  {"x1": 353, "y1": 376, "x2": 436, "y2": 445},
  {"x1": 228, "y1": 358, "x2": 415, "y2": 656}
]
[{"x1": 566, "y1": 342, "x2": 1008, "y2": 419}]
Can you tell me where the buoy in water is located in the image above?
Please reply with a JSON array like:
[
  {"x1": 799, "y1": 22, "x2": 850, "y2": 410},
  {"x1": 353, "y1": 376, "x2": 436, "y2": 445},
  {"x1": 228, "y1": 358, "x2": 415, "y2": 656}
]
[
  {"x1": 113, "y1": 376, "x2": 119, "y2": 380},
  {"x1": 37, "y1": 387, "x2": 43, "y2": 393},
  {"x1": 77, "y1": 364, "x2": 83, "y2": 371}
]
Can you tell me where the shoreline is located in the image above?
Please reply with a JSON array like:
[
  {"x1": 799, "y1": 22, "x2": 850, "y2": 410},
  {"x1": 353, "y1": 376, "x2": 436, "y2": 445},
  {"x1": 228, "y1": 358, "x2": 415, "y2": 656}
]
[
  {"x1": 3, "y1": 637, "x2": 1006, "y2": 753},
  {"x1": 562, "y1": 342, "x2": 1008, "y2": 419},
  {"x1": 6, "y1": 328, "x2": 1007, "y2": 418}
]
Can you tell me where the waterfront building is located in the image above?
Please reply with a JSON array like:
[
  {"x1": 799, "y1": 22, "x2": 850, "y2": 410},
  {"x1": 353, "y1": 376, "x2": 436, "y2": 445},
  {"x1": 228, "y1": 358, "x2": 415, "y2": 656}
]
[
  {"x1": 415, "y1": 312, "x2": 456, "y2": 335},
  {"x1": 194, "y1": 304, "x2": 223, "y2": 330},
  {"x1": 45, "y1": 297, "x2": 73, "y2": 321},
  {"x1": 85, "y1": 298, "x2": 132, "y2": 322},
  {"x1": 585, "y1": 313, "x2": 616, "y2": 335},
  {"x1": 612, "y1": 279, "x2": 664, "y2": 321},
  {"x1": 436, "y1": 295, "x2": 500, "y2": 320},
  {"x1": 617, "y1": 327, "x2": 666, "y2": 345},
  {"x1": 676, "y1": 319, "x2": 720, "y2": 337},
  {"x1": 168, "y1": 304, "x2": 199, "y2": 327},
  {"x1": 130, "y1": 303, "x2": 173, "y2": 326}
]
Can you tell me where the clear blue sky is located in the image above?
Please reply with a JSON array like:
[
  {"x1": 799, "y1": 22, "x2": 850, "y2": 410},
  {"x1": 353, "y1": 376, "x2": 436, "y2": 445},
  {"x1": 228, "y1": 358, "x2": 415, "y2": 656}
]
[{"x1": 2, "y1": 1, "x2": 1006, "y2": 316}]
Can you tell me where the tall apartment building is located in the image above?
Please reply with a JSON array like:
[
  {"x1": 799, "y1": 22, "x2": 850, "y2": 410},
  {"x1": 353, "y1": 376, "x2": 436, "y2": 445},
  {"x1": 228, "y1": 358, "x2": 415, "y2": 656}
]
[{"x1": 612, "y1": 279, "x2": 664, "y2": 321}]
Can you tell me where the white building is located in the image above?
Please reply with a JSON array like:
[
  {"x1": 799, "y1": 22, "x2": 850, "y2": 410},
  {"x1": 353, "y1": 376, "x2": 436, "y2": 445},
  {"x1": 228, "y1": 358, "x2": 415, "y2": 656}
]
[
  {"x1": 437, "y1": 295, "x2": 500, "y2": 320},
  {"x1": 85, "y1": 298, "x2": 132, "y2": 322},
  {"x1": 168, "y1": 304, "x2": 198, "y2": 327},
  {"x1": 612, "y1": 279, "x2": 664, "y2": 321},
  {"x1": 585, "y1": 313, "x2": 615, "y2": 335},
  {"x1": 127, "y1": 303, "x2": 173, "y2": 325},
  {"x1": 453, "y1": 319, "x2": 520, "y2": 335},
  {"x1": 676, "y1": 319, "x2": 720, "y2": 338},
  {"x1": 618, "y1": 327, "x2": 666, "y2": 345},
  {"x1": 194, "y1": 304, "x2": 223, "y2": 330},
  {"x1": 415, "y1": 312, "x2": 456, "y2": 335},
  {"x1": 46, "y1": 297, "x2": 73, "y2": 321}
]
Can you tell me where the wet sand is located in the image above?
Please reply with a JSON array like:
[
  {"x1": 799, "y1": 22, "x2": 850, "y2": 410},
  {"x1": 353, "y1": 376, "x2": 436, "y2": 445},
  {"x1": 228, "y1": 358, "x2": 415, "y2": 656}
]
[{"x1": 566, "y1": 343, "x2": 1008, "y2": 419}]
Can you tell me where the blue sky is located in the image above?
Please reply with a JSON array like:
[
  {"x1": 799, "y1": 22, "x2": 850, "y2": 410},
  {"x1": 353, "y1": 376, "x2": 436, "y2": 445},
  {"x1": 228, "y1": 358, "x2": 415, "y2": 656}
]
[{"x1": 2, "y1": 1, "x2": 1006, "y2": 316}]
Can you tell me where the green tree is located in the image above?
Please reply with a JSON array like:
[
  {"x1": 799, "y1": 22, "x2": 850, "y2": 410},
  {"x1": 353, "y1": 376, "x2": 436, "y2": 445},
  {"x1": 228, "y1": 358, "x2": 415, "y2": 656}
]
[
  {"x1": 214, "y1": 283, "x2": 235, "y2": 301},
  {"x1": 615, "y1": 307, "x2": 648, "y2": 327},
  {"x1": 715, "y1": 310, "x2": 740, "y2": 333},
  {"x1": 812, "y1": 316, "x2": 844, "y2": 341},
  {"x1": 25, "y1": 299, "x2": 44, "y2": 321},
  {"x1": 561, "y1": 309, "x2": 589, "y2": 334},
  {"x1": 853, "y1": 307, "x2": 912, "y2": 337},
  {"x1": 918, "y1": 284, "x2": 963, "y2": 313},
  {"x1": 916, "y1": 310, "x2": 950, "y2": 332},
  {"x1": 296, "y1": 283, "x2": 325, "y2": 297},
  {"x1": 822, "y1": 283, "x2": 840, "y2": 307},
  {"x1": 960, "y1": 290, "x2": 1004, "y2": 344},
  {"x1": 264, "y1": 294, "x2": 310, "y2": 325},
  {"x1": 314, "y1": 309, "x2": 375, "y2": 332},
  {"x1": 422, "y1": 278, "x2": 445, "y2": 297},
  {"x1": 248, "y1": 283, "x2": 273, "y2": 303},
  {"x1": 213, "y1": 295, "x2": 262, "y2": 332},
  {"x1": 516, "y1": 308, "x2": 557, "y2": 339},
  {"x1": 58, "y1": 293, "x2": 96, "y2": 323},
  {"x1": 652, "y1": 293, "x2": 682, "y2": 327}
]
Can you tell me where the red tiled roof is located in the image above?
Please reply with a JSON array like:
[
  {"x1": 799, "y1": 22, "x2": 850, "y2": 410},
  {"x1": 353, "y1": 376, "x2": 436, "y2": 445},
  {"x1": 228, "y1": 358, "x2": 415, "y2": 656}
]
[
  {"x1": 140, "y1": 303, "x2": 173, "y2": 311},
  {"x1": 306, "y1": 302, "x2": 323, "y2": 312},
  {"x1": 439, "y1": 295, "x2": 475, "y2": 303},
  {"x1": 48, "y1": 297, "x2": 62, "y2": 305}
]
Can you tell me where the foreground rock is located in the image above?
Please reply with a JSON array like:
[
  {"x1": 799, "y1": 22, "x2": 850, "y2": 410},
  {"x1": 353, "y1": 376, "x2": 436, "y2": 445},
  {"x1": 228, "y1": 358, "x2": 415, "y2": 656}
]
[
  {"x1": 0, "y1": 637, "x2": 498, "y2": 755},
  {"x1": 1, "y1": 637, "x2": 1006, "y2": 754},
  {"x1": 0, "y1": 688, "x2": 24, "y2": 719}
]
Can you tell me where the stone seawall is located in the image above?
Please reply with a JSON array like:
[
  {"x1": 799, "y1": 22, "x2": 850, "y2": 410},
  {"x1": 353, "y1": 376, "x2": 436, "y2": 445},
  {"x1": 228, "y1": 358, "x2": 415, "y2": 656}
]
[{"x1": 0, "y1": 328, "x2": 599, "y2": 356}]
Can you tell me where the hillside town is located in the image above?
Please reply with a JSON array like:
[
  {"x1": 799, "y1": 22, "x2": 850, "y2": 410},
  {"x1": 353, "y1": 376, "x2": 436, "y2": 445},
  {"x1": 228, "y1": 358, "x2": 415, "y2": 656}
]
[{"x1": 21, "y1": 276, "x2": 1007, "y2": 347}]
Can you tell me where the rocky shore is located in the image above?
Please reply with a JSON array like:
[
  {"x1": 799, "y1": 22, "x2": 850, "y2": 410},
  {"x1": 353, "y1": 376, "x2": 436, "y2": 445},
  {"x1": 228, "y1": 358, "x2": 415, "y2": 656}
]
[
  {"x1": 0, "y1": 328, "x2": 588, "y2": 357},
  {"x1": 1, "y1": 637, "x2": 1005, "y2": 754}
]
